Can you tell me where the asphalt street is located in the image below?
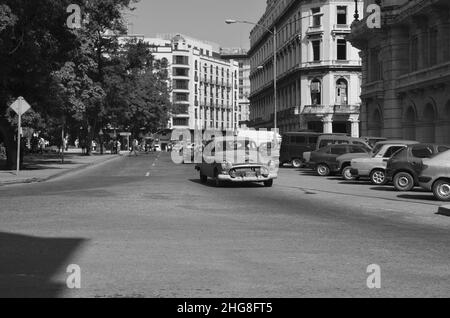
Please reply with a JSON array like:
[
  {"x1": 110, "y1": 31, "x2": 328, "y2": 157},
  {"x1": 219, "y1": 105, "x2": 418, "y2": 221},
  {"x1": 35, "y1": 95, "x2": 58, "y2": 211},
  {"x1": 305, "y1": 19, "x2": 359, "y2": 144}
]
[{"x1": 0, "y1": 152, "x2": 449, "y2": 298}]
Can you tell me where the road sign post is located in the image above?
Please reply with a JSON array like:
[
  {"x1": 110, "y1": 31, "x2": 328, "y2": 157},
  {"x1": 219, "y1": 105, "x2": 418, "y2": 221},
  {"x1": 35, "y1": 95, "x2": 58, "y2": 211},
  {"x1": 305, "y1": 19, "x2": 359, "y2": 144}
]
[{"x1": 10, "y1": 97, "x2": 31, "y2": 176}]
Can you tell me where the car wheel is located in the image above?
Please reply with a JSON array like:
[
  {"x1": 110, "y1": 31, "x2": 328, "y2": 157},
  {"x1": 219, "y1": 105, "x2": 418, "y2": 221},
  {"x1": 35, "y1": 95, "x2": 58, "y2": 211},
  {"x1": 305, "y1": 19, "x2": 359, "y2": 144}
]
[
  {"x1": 316, "y1": 164, "x2": 330, "y2": 177},
  {"x1": 370, "y1": 169, "x2": 387, "y2": 185},
  {"x1": 393, "y1": 172, "x2": 414, "y2": 192},
  {"x1": 200, "y1": 172, "x2": 208, "y2": 184},
  {"x1": 432, "y1": 180, "x2": 450, "y2": 202},
  {"x1": 342, "y1": 166, "x2": 355, "y2": 181},
  {"x1": 264, "y1": 179, "x2": 274, "y2": 187},
  {"x1": 292, "y1": 159, "x2": 302, "y2": 168}
]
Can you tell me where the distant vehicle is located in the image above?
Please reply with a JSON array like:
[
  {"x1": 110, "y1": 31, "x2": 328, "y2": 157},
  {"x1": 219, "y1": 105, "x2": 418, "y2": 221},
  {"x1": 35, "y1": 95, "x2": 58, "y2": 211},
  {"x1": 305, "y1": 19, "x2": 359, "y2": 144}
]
[
  {"x1": 310, "y1": 144, "x2": 372, "y2": 176},
  {"x1": 418, "y1": 150, "x2": 450, "y2": 201},
  {"x1": 279, "y1": 132, "x2": 321, "y2": 168},
  {"x1": 153, "y1": 144, "x2": 161, "y2": 152},
  {"x1": 195, "y1": 136, "x2": 278, "y2": 187},
  {"x1": 303, "y1": 135, "x2": 370, "y2": 165},
  {"x1": 349, "y1": 140, "x2": 419, "y2": 185},
  {"x1": 386, "y1": 144, "x2": 450, "y2": 191},
  {"x1": 362, "y1": 137, "x2": 388, "y2": 148}
]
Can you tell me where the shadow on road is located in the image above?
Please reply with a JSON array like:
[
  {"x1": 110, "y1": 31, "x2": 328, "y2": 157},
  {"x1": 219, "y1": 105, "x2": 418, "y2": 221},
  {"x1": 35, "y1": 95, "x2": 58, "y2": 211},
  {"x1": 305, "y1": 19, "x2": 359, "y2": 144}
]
[
  {"x1": 397, "y1": 194, "x2": 437, "y2": 201},
  {"x1": 0, "y1": 232, "x2": 86, "y2": 298},
  {"x1": 189, "y1": 179, "x2": 265, "y2": 188}
]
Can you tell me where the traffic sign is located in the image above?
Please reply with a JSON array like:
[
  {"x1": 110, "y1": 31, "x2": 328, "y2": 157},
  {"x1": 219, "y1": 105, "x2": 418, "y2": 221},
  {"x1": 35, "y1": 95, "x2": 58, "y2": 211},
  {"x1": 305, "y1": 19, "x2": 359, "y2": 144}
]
[{"x1": 10, "y1": 97, "x2": 31, "y2": 115}]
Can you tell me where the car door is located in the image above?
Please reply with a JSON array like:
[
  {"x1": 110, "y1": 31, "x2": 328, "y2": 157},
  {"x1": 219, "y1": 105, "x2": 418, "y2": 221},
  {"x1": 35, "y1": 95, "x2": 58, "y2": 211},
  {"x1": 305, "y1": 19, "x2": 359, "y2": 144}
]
[
  {"x1": 381, "y1": 146, "x2": 407, "y2": 167},
  {"x1": 409, "y1": 145, "x2": 434, "y2": 176},
  {"x1": 328, "y1": 145, "x2": 348, "y2": 164}
]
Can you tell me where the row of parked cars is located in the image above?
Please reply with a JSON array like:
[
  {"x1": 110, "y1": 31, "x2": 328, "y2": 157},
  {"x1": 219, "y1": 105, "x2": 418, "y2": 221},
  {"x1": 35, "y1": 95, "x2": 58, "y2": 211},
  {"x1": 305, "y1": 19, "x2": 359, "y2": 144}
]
[{"x1": 279, "y1": 132, "x2": 450, "y2": 201}]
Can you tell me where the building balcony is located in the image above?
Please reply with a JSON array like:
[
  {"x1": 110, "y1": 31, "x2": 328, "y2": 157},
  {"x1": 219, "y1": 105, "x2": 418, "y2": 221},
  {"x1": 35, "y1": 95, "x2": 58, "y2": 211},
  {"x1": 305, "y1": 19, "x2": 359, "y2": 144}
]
[
  {"x1": 306, "y1": 25, "x2": 324, "y2": 36},
  {"x1": 396, "y1": 62, "x2": 450, "y2": 93},
  {"x1": 331, "y1": 24, "x2": 351, "y2": 36},
  {"x1": 302, "y1": 104, "x2": 360, "y2": 115}
]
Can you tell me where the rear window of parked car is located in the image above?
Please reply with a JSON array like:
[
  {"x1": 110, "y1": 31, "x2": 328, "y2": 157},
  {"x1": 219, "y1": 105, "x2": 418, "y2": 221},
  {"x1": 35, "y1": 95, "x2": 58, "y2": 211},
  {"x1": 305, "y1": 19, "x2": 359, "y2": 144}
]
[
  {"x1": 411, "y1": 146, "x2": 433, "y2": 158},
  {"x1": 330, "y1": 146, "x2": 349, "y2": 155},
  {"x1": 350, "y1": 145, "x2": 370, "y2": 153},
  {"x1": 438, "y1": 146, "x2": 450, "y2": 153},
  {"x1": 384, "y1": 146, "x2": 405, "y2": 158}
]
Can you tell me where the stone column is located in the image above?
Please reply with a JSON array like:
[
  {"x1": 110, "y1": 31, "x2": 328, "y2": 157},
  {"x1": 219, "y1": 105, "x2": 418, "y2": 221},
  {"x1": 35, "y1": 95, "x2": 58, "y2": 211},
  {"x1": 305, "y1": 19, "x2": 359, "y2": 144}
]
[
  {"x1": 322, "y1": 114, "x2": 333, "y2": 134},
  {"x1": 349, "y1": 114, "x2": 360, "y2": 138}
]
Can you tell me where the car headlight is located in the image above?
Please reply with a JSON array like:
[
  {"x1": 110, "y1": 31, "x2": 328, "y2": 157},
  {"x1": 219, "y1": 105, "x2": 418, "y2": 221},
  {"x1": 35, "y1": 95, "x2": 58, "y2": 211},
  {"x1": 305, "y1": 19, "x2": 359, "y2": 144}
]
[{"x1": 221, "y1": 161, "x2": 233, "y2": 170}]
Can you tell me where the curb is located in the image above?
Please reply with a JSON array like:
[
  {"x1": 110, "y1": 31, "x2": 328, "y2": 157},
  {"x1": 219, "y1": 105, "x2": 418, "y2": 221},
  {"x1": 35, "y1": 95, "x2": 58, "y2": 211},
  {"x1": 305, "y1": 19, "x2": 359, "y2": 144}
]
[
  {"x1": 0, "y1": 155, "x2": 122, "y2": 186},
  {"x1": 437, "y1": 205, "x2": 450, "y2": 217}
]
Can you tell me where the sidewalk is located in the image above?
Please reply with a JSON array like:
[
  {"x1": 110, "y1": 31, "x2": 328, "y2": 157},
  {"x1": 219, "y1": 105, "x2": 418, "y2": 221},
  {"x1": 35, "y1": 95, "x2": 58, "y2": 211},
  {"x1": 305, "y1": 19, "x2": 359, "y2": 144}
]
[{"x1": 0, "y1": 149, "x2": 120, "y2": 186}]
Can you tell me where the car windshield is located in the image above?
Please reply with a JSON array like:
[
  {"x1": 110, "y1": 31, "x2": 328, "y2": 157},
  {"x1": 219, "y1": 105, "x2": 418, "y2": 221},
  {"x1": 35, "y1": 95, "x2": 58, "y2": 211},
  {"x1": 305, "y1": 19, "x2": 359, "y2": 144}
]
[
  {"x1": 215, "y1": 139, "x2": 257, "y2": 152},
  {"x1": 370, "y1": 144, "x2": 384, "y2": 157}
]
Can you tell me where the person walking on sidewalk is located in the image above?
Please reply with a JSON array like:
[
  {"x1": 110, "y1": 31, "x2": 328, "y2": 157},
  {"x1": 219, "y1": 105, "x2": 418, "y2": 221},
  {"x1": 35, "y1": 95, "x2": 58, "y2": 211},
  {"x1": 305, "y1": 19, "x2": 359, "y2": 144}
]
[{"x1": 130, "y1": 139, "x2": 139, "y2": 156}]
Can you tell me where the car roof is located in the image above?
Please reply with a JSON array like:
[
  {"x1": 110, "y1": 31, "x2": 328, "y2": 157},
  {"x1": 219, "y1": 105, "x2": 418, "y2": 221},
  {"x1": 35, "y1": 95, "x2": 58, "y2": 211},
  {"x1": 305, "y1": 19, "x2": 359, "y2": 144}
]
[{"x1": 375, "y1": 140, "x2": 419, "y2": 146}]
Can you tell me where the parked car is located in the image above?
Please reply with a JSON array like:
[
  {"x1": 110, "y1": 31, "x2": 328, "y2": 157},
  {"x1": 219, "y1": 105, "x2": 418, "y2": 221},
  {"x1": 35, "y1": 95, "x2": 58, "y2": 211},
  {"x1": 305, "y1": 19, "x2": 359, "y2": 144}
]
[
  {"x1": 310, "y1": 144, "x2": 372, "y2": 176},
  {"x1": 386, "y1": 143, "x2": 450, "y2": 191},
  {"x1": 195, "y1": 136, "x2": 278, "y2": 187},
  {"x1": 279, "y1": 132, "x2": 321, "y2": 168},
  {"x1": 349, "y1": 140, "x2": 419, "y2": 185},
  {"x1": 418, "y1": 150, "x2": 450, "y2": 201},
  {"x1": 303, "y1": 135, "x2": 370, "y2": 165}
]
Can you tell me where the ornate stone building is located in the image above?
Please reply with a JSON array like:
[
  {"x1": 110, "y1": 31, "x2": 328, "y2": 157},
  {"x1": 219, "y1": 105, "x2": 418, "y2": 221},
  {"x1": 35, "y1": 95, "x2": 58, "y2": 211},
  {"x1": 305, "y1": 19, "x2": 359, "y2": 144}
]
[
  {"x1": 348, "y1": 0, "x2": 450, "y2": 143},
  {"x1": 248, "y1": 0, "x2": 364, "y2": 136}
]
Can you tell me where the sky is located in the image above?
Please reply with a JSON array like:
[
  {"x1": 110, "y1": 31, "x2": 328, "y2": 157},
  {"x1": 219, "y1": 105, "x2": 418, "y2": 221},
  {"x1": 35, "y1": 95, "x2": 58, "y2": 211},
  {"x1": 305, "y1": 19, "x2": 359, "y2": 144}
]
[{"x1": 126, "y1": 0, "x2": 267, "y2": 49}]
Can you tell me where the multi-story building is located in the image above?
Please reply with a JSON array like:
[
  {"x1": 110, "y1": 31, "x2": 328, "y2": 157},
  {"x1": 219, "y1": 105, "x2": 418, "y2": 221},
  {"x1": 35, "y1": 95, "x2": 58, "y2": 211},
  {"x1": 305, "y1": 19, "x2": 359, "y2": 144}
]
[
  {"x1": 220, "y1": 48, "x2": 251, "y2": 127},
  {"x1": 348, "y1": 0, "x2": 450, "y2": 144},
  {"x1": 249, "y1": 0, "x2": 364, "y2": 137},
  {"x1": 142, "y1": 34, "x2": 241, "y2": 132}
]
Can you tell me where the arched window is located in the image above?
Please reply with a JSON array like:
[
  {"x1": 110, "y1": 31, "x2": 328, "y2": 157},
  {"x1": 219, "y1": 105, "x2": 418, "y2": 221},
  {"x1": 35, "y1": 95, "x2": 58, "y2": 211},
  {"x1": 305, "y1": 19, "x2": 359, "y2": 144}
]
[
  {"x1": 403, "y1": 106, "x2": 416, "y2": 140},
  {"x1": 422, "y1": 103, "x2": 436, "y2": 143},
  {"x1": 445, "y1": 101, "x2": 450, "y2": 120},
  {"x1": 311, "y1": 79, "x2": 321, "y2": 105},
  {"x1": 336, "y1": 78, "x2": 348, "y2": 105}
]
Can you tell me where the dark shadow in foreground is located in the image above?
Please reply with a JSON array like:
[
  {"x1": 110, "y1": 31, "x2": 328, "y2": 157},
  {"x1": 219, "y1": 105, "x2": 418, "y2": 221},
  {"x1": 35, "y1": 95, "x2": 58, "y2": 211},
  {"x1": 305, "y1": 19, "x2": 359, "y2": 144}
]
[
  {"x1": 0, "y1": 232, "x2": 86, "y2": 298},
  {"x1": 189, "y1": 179, "x2": 265, "y2": 188}
]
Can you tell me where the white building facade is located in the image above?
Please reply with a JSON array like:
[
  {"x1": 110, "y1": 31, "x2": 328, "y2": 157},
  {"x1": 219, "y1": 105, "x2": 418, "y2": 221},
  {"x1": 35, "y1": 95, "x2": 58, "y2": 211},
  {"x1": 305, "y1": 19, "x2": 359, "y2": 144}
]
[
  {"x1": 143, "y1": 34, "x2": 241, "y2": 132},
  {"x1": 249, "y1": 0, "x2": 364, "y2": 137}
]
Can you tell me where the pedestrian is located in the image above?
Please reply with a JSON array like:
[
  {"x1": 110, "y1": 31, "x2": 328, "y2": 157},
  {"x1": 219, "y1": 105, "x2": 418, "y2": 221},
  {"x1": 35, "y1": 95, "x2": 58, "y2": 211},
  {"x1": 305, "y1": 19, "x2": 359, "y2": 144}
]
[
  {"x1": 130, "y1": 139, "x2": 139, "y2": 156},
  {"x1": 116, "y1": 140, "x2": 121, "y2": 155}
]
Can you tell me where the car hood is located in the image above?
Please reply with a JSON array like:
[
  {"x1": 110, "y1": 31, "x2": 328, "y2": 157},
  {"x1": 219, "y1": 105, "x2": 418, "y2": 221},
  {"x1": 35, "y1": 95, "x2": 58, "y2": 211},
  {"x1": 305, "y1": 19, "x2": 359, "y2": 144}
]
[{"x1": 213, "y1": 151, "x2": 272, "y2": 165}]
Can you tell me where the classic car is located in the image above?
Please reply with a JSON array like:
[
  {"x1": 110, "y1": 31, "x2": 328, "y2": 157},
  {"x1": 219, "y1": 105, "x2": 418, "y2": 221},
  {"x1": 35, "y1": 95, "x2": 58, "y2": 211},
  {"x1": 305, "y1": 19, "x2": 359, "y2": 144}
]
[
  {"x1": 418, "y1": 150, "x2": 450, "y2": 201},
  {"x1": 349, "y1": 141, "x2": 419, "y2": 185},
  {"x1": 310, "y1": 144, "x2": 372, "y2": 176},
  {"x1": 195, "y1": 136, "x2": 278, "y2": 187},
  {"x1": 386, "y1": 143, "x2": 450, "y2": 191}
]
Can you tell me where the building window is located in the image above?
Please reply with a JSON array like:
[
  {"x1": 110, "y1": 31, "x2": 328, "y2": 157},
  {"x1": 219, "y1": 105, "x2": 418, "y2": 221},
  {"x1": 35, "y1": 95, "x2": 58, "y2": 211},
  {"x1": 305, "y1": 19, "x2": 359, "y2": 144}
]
[
  {"x1": 336, "y1": 79, "x2": 348, "y2": 105},
  {"x1": 173, "y1": 55, "x2": 188, "y2": 65},
  {"x1": 173, "y1": 118, "x2": 189, "y2": 126},
  {"x1": 429, "y1": 28, "x2": 438, "y2": 66},
  {"x1": 410, "y1": 36, "x2": 418, "y2": 72},
  {"x1": 337, "y1": 6, "x2": 347, "y2": 25},
  {"x1": 337, "y1": 39, "x2": 347, "y2": 60},
  {"x1": 311, "y1": 79, "x2": 321, "y2": 105},
  {"x1": 312, "y1": 40, "x2": 321, "y2": 61},
  {"x1": 311, "y1": 8, "x2": 321, "y2": 27}
]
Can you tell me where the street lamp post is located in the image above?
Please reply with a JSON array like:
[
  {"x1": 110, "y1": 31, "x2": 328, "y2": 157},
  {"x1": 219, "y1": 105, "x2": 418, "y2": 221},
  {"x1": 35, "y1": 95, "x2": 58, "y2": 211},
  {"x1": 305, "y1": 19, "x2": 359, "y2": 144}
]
[{"x1": 225, "y1": 19, "x2": 278, "y2": 131}]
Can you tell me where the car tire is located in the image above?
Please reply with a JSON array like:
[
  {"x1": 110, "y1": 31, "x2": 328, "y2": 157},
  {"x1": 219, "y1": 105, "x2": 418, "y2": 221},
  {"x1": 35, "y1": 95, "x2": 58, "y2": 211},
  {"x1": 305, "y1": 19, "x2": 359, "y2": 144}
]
[
  {"x1": 370, "y1": 169, "x2": 387, "y2": 185},
  {"x1": 292, "y1": 159, "x2": 302, "y2": 168},
  {"x1": 316, "y1": 164, "x2": 330, "y2": 177},
  {"x1": 200, "y1": 172, "x2": 208, "y2": 184},
  {"x1": 342, "y1": 166, "x2": 355, "y2": 181},
  {"x1": 264, "y1": 180, "x2": 274, "y2": 187},
  {"x1": 432, "y1": 180, "x2": 450, "y2": 202},
  {"x1": 393, "y1": 172, "x2": 414, "y2": 192}
]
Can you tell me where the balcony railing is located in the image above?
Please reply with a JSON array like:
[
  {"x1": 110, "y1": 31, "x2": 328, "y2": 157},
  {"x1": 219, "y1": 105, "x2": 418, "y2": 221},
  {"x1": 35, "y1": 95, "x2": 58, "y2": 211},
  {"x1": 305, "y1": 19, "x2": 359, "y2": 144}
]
[
  {"x1": 396, "y1": 62, "x2": 450, "y2": 92},
  {"x1": 302, "y1": 104, "x2": 360, "y2": 115}
]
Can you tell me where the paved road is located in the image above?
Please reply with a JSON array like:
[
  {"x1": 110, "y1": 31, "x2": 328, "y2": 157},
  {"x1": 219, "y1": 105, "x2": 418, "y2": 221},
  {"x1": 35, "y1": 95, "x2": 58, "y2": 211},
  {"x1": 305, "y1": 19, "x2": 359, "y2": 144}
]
[{"x1": 0, "y1": 152, "x2": 449, "y2": 298}]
